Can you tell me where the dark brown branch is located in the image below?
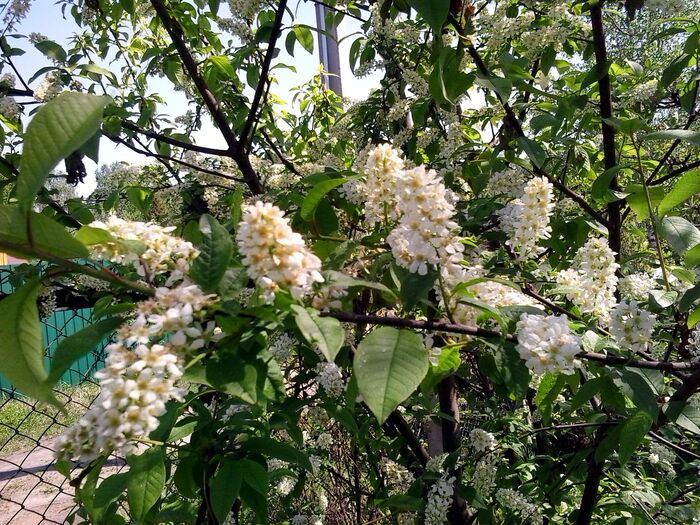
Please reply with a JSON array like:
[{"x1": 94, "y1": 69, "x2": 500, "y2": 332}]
[
  {"x1": 323, "y1": 311, "x2": 700, "y2": 371},
  {"x1": 149, "y1": 0, "x2": 264, "y2": 194},
  {"x1": 649, "y1": 159, "x2": 700, "y2": 187},
  {"x1": 649, "y1": 431, "x2": 700, "y2": 460},
  {"x1": 590, "y1": 1, "x2": 622, "y2": 262},
  {"x1": 121, "y1": 121, "x2": 229, "y2": 156},
  {"x1": 240, "y1": 0, "x2": 288, "y2": 148},
  {"x1": 576, "y1": 429, "x2": 606, "y2": 525},
  {"x1": 385, "y1": 411, "x2": 430, "y2": 466},
  {"x1": 260, "y1": 129, "x2": 302, "y2": 176}
]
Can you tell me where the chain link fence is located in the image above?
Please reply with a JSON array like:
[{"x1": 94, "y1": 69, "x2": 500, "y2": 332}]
[{"x1": 0, "y1": 265, "x2": 120, "y2": 525}]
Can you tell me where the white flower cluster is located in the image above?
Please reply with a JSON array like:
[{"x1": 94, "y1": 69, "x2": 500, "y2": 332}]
[
  {"x1": 381, "y1": 458, "x2": 414, "y2": 495},
  {"x1": 484, "y1": 167, "x2": 527, "y2": 200},
  {"x1": 619, "y1": 272, "x2": 655, "y2": 301},
  {"x1": 269, "y1": 331, "x2": 297, "y2": 362},
  {"x1": 556, "y1": 237, "x2": 619, "y2": 322},
  {"x1": 0, "y1": 95, "x2": 20, "y2": 120},
  {"x1": 610, "y1": 301, "x2": 656, "y2": 353},
  {"x1": 218, "y1": 0, "x2": 266, "y2": 42},
  {"x1": 3, "y1": 0, "x2": 32, "y2": 31},
  {"x1": 480, "y1": 3, "x2": 535, "y2": 51},
  {"x1": 314, "y1": 362, "x2": 345, "y2": 397},
  {"x1": 89, "y1": 217, "x2": 199, "y2": 284},
  {"x1": 28, "y1": 32, "x2": 47, "y2": 43},
  {"x1": 34, "y1": 70, "x2": 64, "y2": 101},
  {"x1": 338, "y1": 178, "x2": 365, "y2": 205},
  {"x1": 315, "y1": 432, "x2": 333, "y2": 450},
  {"x1": 496, "y1": 488, "x2": 542, "y2": 524},
  {"x1": 311, "y1": 282, "x2": 348, "y2": 311},
  {"x1": 364, "y1": 144, "x2": 404, "y2": 225},
  {"x1": 56, "y1": 282, "x2": 217, "y2": 460},
  {"x1": 426, "y1": 453, "x2": 447, "y2": 473},
  {"x1": 519, "y1": 2, "x2": 587, "y2": 58},
  {"x1": 469, "y1": 428, "x2": 497, "y2": 452},
  {"x1": 516, "y1": 314, "x2": 581, "y2": 375},
  {"x1": 497, "y1": 176, "x2": 554, "y2": 260},
  {"x1": 387, "y1": 165, "x2": 464, "y2": 276},
  {"x1": 620, "y1": 80, "x2": 658, "y2": 108},
  {"x1": 236, "y1": 201, "x2": 323, "y2": 303},
  {"x1": 471, "y1": 453, "x2": 500, "y2": 495},
  {"x1": 644, "y1": 0, "x2": 684, "y2": 16},
  {"x1": 425, "y1": 476, "x2": 455, "y2": 525}
]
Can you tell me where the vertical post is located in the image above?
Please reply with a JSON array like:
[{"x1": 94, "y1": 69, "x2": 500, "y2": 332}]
[{"x1": 314, "y1": 3, "x2": 343, "y2": 96}]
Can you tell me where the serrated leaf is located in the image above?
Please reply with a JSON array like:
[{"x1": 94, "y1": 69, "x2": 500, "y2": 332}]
[
  {"x1": 127, "y1": 448, "x2": 166, "y2": 522},
  {"x1": 659, "y1": 216, "x2": 700, "y2": 255},
  {"x1": 47, "y1": 317, "x2": 123, "y2": 385},
  {"x1": 17, "y1": 92, "x2": 111, "y2": 209},
  {"x1": 291, "y1": 305, "x2": 344, "y2": 362},
  {"x1": 209, "y1": 459, "x2": 242, "y2": 523},
  {"x1": 190, "y1": 214, "x2": 233, "y2": 292},
  {"x1": 618, "y1": 411, "x2": 653, "y2": 466},
  {"x1": 354, "y1": 327, "x2": 428, "y2": 424},
  {"x1": 0, "y1": 278, "x2": 56, "y2": 404},
  {"x1": 658, "y1": 169, "x2": 700, "y2": 217}
]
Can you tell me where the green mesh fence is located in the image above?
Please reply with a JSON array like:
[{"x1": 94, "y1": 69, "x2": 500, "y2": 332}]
[{"x1": 0, "y1": 265, "x2": 124, "y2": 524}]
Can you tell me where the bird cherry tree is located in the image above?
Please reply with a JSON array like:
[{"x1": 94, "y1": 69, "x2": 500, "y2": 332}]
[{"x1": 0, "y1": 0, "x2": 700, "y2": 523}]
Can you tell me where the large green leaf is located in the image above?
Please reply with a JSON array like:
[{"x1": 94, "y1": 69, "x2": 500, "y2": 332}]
[
  {"x1": 0, "y1": 206, "x2": 88, "y2": 260},
  {"x1": 127, "y1": 447, "x2": 166, "y2": 522},
  {"x1": 618, "y1": 411, "x2": 653, "y2": 466},
  {"x1": 209, "y1": 459, "x2": 243, "y2": 523},
  {"x1": 243, "y1": 436, "x2": 312, "y2": 472},
  {"x1": 291, "y1": 305, "x2": 344, "y2": 362},
  {"x1": 643, "y1": 129, "x2": 700, "y2": 147},
  {"x1": 659, "y1": 216, "x2": 700, "y2": 255},
  {"x1": 658, "y1": 169, "x2": 700, "y2": 217},
  {"x1": 407, "y1": 0, "x2": 450, "y2": 33},
  {"x1": 301, "y1": 177, "x2": 356, "y2": 221},
  {"x1": 624, "y1": 184, "x2": 665, "y2": 220},
  {"x1": 17, "y1": 92, "x2": 111, "y2": 209},
  {"x1": 0, "y1": 279, "x2": 56, "y2": 404},
  {"x1": 47, "y1": 317, "x2": 123, "y2": 385},
  {"x1": 190, "y1": 214, "x2": 233, "y2": 292},
  {"x1": 354, "y1": 327, "x2": 429, "y2": 424}
]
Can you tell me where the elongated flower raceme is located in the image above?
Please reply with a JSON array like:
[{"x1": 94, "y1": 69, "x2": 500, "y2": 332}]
[
  {"x1": 497, "y1": 176, "x2": 555, "y2": 260},
  {"x1": 364, "y1": 143, "x2": 404, "y2": 225},
  {"x1": 610, "y1": 300, "x2": 656, "y2": 353},
  {"x1": 387, "y1": 165, "x2": 464, "y2": 276},
  {"x1": 56, "y1": 222, "x2": 218, "y2": 461},
  {"x1": 556, "y1": 237, "x2": 619, "y2": 322},
  {"x1": 236, "y1": 201, "x2": 324, "y2": 303},
  {"x1": 516, "y1": 313, "x2": 581, "y2": 375}
]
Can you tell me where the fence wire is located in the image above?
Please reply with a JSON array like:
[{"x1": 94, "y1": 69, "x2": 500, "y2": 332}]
[{"x1": 0, "y1": 266, "x2": 122, "y2": 525}]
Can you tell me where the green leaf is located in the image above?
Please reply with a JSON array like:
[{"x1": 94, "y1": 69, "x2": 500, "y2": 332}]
[
  {"x1": 0, "y1": 206, "x2": 89, "y2": 260},
  {"x1": 125, "y1": 186, "x2": 153, "y2": 217},
  {"x1": 292, "y1": 25, "x2": 314, "y2": 54},
  {"x1": 612, "y1": 368, "x2": 659, "y2": 419},
  {"x1": 685, "y1": 243, "x2": 700, "y2": 268},
  {"x1": 190, "y1": 214, "x2": 233, "y2": 292},
  {"x1": 688, "y1": 308, "x2": 700, "y2": 328},
  {"x1": 243, "y1": 437, "x2": 312, "y2": 472},
  {"x1": 93, "y1": 473, "x2": 128, "y2": 520},
  {"x1": 354, "y1": 327, "x2": 429, "y2": 424},
  {"x1": 625, "y1": 184, "x2": 665, "y2": 220},
  {"x1": 207, "y1": 55, "x2": 236, "y2": 80},
  {"x1": 0, "y1": 279, "x2": 56, "y2": 404},
  {"x1": 209, "y1": 459, "x2": 243, "y2": 523},
  {"x1": 17, "y1": 92, "x2": 111, "y2": 209},
  {"x1": 644, "y1": 129, "x2": 700, "y2": 147},
  {"x1": 618, "y1": 411, "x2": 653, "y2": 466},
  {"x1": 34, "y1": 40, "x2": 67, "y2": 62},
  {"x1": 679, "y1": 283, "x2": 700, "y2": 313},
  {"x1": 581, "y1": 60, "x2": 612, "y2": 90},
  {"x1": 47, "y1": 317, "x2": 123, "y2": 385},
  {"x1": 517, "y1": 137, "x2": 546, "y2": 169},
  {"x1": 422, "y1": 346, "x2": 461, "y2": 392},
  {"x1": 475, "y1": 73, "x2": 512, "y2": 101},
  {"x1": 659, "y1": 216, "x2": 700, "y2": 255},
  {"x1": 291, "y1": 305, "x2": 344, "y2": 362},
  {"x1": 324, "y1": 270, "x2": 396, "y2": 300},
  {"x1": 658, "y1": 169, "x2": 700, "y2": 217},
  {"x1": 407, "y1": 0, "x2": 450, "y2": 33},
  {"x1": 301, "y1": 177, "x2": 356, "y2": 221},
  {"x1": 238, "y1": 459, "x2": 268, "y2": 495},
  {"x1": 127, "y1": 447, "x2": 166, "y2": 522},
  {"x1": 394, "y1": 265, "x2": 437, "y2": 310}
]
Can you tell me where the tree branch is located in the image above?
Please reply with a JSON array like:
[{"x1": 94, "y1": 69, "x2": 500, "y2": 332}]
[
  {"x1": 121, "y1": 121, "x2": 230, "y2": 156},
  {"x1": 149, "y1": 0, "x2": 264, "y2": 194},
  {"x1": 239, "y1": 0, "x2": 288, "y2": 148}
]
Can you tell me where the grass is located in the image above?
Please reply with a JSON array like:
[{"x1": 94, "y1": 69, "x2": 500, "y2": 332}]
[{"x1": 0, "y1": 382, "x2": 100, "y2": 456}]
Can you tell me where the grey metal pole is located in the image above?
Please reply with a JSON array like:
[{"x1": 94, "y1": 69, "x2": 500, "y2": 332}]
[{"x1": 314, "y1": 3, "x2": 343, "y2": 96}]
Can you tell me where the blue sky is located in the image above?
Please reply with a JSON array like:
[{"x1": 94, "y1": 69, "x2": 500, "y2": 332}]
[{"x1": 11, "y1": 0, "x2": 380, "y2": 191}]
